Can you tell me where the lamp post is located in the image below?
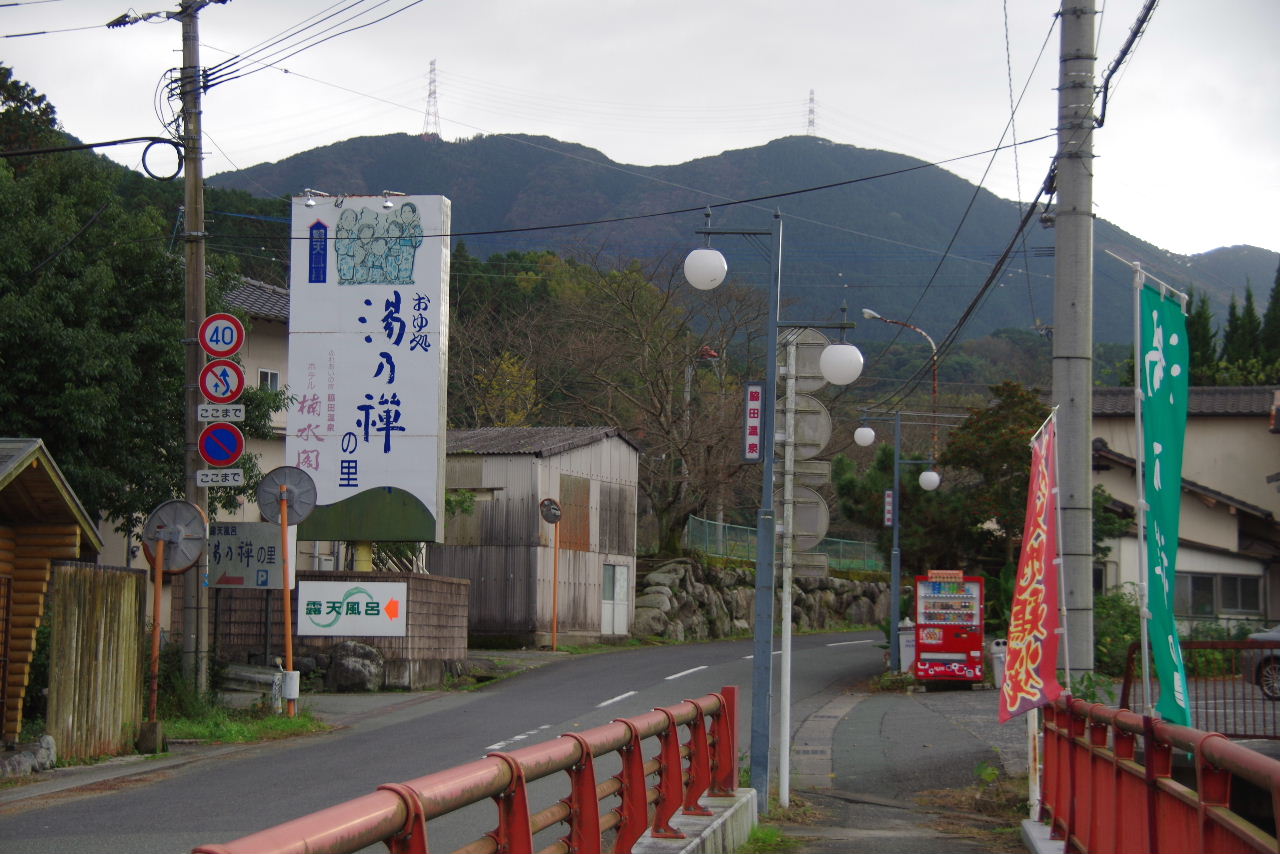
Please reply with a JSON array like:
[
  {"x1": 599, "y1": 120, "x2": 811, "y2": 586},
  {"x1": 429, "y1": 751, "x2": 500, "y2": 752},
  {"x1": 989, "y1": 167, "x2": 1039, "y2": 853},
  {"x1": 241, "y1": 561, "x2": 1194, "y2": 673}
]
[
  {"x1": 854, "y1": 411, "x2": 941, "y2": 672},
  {"x1": 861, "y1": 308, "x2": 939, "y2": 460},
  {"x1": 684, "y1": 211, "x2": 864, "y2": 806}
]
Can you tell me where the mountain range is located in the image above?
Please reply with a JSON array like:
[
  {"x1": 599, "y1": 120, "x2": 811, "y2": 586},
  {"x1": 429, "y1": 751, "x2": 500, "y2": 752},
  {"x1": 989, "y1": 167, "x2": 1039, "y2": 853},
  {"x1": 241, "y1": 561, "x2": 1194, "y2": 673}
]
[{"x1": 207, "y1": 133, "x2": 1278, "y2": 344}]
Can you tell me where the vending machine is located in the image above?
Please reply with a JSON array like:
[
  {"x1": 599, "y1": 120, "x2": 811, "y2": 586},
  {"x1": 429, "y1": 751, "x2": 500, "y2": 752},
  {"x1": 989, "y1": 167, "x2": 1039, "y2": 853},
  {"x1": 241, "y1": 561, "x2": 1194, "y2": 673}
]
[{"x1": 914, "y1": 572, "x2": 985, "y2": 683}]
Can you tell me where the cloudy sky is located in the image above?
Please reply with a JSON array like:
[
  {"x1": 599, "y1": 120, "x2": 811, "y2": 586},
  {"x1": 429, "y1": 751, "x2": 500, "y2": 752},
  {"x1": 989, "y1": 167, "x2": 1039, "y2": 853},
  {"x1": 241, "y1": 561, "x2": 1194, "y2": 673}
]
[{"x1": 3, "y1": 0, "x2": 1276, "y2": 258}]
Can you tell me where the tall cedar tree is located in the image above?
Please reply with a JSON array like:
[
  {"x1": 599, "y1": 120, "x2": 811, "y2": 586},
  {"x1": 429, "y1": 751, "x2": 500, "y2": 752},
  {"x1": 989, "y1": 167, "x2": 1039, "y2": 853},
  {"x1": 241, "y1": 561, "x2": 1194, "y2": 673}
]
[
  {"x1": 1186, "y1": 288, "x2": 1219, "y2": 384},
  {"x1": 1261, "y1": 259, "x2": 1280, "y2": 362},
  {"x1": 1221, "y1": 286, "x2": 1263, "y2": 364}
]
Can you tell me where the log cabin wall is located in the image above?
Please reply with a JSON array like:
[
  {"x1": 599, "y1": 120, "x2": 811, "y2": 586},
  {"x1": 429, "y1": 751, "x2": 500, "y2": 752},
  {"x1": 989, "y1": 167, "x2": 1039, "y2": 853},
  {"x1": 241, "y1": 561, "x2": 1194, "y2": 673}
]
[{"x1": 0, "y1": 523, "x2": 81, "y2": 745}]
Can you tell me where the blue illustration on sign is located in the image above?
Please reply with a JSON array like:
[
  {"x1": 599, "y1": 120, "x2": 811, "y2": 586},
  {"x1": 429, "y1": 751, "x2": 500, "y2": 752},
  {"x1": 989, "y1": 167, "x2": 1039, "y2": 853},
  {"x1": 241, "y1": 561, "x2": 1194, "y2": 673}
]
[
  {"x1": 333, "y1": 203, "x2": 423, "y2": 285},
  {"x1": 309, "y1": 221, "x2": 328, "y2": 283}
]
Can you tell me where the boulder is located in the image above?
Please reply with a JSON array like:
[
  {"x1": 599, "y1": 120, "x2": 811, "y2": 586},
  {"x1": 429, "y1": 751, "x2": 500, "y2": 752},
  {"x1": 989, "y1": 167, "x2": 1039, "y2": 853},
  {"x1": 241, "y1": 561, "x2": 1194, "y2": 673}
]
[
  {"x1": 632, "y1": 607, "x2": 670, "y2": 637},
  {"x1": 635, "y1": 593, "x2": 674, "y2": 613},
  {"x1": 325, "y1": 641, "x2": 385, "y2": 692},
  {"x1": 643, "y1": 571, "x2": 681, "y2": 590}
]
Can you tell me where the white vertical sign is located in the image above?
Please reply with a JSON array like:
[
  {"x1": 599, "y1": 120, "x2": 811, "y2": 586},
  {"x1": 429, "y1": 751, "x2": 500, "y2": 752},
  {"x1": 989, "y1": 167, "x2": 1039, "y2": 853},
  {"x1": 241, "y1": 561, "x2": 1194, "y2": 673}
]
[{"x1": 285, "y1": 195, "x2": 450, "y2": 535}]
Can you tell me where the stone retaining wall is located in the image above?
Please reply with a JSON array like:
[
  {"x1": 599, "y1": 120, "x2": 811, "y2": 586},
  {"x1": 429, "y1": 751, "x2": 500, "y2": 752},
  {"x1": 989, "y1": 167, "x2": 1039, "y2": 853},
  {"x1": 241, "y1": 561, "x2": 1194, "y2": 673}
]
[{"x1": 632, "y1": 558, "x2": 890, "y2": 642}]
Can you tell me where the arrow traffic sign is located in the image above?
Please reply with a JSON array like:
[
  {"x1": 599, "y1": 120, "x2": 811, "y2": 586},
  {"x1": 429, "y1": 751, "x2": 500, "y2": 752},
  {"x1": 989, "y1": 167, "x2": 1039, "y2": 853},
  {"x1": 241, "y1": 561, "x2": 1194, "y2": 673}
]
[
  {"x1": 198, "y1": 422, "x2": 245, "y2": 467},
  {"x1": 199, "y1": 312, "x2": 245, "y2": 358},
  {"x1": 200, "y1": 358, "x2": 245, "y2": 404}
]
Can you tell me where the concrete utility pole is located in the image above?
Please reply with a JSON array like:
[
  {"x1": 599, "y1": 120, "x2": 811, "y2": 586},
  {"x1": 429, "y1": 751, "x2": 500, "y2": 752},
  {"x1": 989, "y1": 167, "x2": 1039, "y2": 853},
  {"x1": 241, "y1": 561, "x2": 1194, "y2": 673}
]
[
  {"x1": 180, "y1": 0, "x2": 211, "y2": 689},
  {"x1": 1053, "y1": 0, "x2": 1097, "y2": 675}
]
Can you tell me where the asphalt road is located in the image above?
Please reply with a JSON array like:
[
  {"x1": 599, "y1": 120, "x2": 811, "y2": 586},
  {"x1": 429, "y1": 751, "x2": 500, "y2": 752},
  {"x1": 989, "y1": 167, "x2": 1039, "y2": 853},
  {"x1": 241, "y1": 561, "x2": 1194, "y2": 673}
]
[{"x1": 0, "y1": 630, "x2": 883, "y2": 854}]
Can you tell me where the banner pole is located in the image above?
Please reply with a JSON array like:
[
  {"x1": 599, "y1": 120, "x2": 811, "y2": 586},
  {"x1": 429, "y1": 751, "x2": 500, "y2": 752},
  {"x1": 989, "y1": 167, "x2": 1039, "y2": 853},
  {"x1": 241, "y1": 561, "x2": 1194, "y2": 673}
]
[{"x1": 1131, "y1": 262, "x2": 1155, "y2": 715}]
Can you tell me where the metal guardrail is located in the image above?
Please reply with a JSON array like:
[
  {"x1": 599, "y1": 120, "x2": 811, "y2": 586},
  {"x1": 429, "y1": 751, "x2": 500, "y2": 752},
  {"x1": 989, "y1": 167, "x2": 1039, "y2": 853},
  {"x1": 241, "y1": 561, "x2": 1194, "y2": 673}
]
[
  {"x1": 1120, "y1": 640, "x2": 1280, "y2": 739},
  {"x1": 193, "y1": 686, "x2": 738, "y2": 854},
  {"x1": 1042, "y1": 695, "x2": 1280, "y2": 853}
]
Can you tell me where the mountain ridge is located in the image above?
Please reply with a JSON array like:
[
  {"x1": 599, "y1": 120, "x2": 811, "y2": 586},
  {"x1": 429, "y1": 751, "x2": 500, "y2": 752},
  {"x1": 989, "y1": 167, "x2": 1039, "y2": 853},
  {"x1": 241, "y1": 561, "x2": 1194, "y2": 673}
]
[{"x1": 208, "y1": 133, "x2": 1278, "y2": 344}]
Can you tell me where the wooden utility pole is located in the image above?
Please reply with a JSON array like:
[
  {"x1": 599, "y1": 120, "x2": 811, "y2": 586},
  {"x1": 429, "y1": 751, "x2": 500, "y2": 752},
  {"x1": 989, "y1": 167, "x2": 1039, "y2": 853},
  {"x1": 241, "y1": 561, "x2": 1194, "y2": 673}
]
[
  {"x1": 180, "y1": 0, "x2": 210, "y2": 689},
  {"x1": 1053, "y1": 0, "x2": 1097, "y2": 675}
]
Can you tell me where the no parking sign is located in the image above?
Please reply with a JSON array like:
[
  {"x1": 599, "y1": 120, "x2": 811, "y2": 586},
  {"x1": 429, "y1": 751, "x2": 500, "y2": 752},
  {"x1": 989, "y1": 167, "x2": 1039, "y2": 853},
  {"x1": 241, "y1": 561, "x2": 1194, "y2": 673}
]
[{"x1": 198, "y1": 422, "x2": 245, "y2": 467}]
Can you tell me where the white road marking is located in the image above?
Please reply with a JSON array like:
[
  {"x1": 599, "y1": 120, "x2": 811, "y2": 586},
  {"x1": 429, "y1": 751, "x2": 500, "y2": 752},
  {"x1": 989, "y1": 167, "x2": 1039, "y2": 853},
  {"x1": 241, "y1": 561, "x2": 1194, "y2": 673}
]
[
  {"x1": 487, "y1": 724, "x2": 554, "y2": 752},
  {"x1": 665, "y1": 666, "x2": 708, "y2": 680},
  {"x1": 597, "y1": 691, "x2": 637, "y2": 708},
  {"x1": 827, "y1": 640, "x2": 877, "y2": 646},
  {"x1": 741, "y1": 651, "x2": 785, "y2": 660}
]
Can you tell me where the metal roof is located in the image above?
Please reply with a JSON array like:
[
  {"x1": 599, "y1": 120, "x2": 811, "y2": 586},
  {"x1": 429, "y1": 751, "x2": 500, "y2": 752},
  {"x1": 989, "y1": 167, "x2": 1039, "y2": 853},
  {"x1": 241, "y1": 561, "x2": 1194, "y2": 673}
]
[
  {"x1": 447, "y1": 427, "x2": 639, "y2": 457},
  {"x1": 225, "y1": 278, "x2": 289, "y2": 323},
  {"x1": 0, "y1": 438, "x2": 103, "y2": 555},
  {"x1": 1094, "y1": 386, "x2": 1277, "y2": 417}
]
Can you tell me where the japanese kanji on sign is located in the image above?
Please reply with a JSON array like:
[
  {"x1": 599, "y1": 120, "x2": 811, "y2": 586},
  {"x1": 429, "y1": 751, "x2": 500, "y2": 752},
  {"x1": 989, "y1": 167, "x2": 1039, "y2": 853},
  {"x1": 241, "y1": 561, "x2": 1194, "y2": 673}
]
[
  {"x1": 296, "y1": 581, "x2": 407, "y2": 637},
  {"x1": 285, "y1": 195, "x2": 451, "y2": 542}
]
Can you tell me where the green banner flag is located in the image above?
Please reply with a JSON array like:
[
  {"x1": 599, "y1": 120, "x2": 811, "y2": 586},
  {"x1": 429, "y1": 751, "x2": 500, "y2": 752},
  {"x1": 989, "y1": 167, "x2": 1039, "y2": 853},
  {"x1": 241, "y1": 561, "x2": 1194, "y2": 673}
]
[{"x1": 1140, "y1": 284, "x2": 1192, "y2": 726}]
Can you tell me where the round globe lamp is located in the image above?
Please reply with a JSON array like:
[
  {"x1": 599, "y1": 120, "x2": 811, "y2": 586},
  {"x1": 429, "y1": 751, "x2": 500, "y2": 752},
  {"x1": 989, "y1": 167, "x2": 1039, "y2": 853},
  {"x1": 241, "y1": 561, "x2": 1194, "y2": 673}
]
[
  {"x1": 818, "y1": 343, "x2": 864, "y2": 386},
  {"x1": 683, "y1": 248, "x2": 728, "y2": 291}
]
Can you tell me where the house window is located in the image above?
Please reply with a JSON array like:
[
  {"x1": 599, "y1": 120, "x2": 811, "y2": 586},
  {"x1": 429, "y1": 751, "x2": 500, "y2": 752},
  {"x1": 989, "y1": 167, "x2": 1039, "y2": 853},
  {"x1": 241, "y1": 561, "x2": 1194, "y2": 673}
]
[
  {"x1": 259, "y1": 369, "x2": 280, "y2": 391},
  {"x1": 1220, "y1": 575, "x2": 1261, "y2": 613},
  {"x1": 1174, "y1": 572, "x2": 1262, "y2": 617}
]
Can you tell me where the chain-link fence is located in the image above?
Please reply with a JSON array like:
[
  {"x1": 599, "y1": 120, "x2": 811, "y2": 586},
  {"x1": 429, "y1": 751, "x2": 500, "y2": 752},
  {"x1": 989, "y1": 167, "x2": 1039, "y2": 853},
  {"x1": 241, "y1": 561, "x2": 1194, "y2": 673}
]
[{"x1": 682, "y1": 515, "x2": 885, "y2": 573}]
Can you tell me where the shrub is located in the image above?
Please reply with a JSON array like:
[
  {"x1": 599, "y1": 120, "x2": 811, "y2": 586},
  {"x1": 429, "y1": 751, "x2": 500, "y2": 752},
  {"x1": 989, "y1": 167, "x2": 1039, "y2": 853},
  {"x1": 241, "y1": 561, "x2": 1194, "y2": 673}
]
[{"x1": 1094, "y1": 586, "x2": 1140, "y2": 677}]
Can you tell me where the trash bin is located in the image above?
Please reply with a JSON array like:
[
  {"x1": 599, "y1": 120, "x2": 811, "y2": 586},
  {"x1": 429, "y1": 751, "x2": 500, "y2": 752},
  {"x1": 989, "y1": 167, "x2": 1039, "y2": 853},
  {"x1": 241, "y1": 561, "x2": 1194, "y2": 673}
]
[
  {"x1": 989, "y1": 638, "x2": 1008, "y2": 688},
  {"x1": 898, "y1": 617, "x2": 916, "y2": 673}
]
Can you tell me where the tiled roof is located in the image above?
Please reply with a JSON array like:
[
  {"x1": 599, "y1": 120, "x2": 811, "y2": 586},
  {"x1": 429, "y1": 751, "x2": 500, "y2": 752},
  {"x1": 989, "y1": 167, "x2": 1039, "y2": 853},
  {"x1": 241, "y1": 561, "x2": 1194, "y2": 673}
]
[
  {"x1": 448, "y1": 427, "x2": 639, "y2": 457},
  {"x1": 1093, "y1": 386, "x2": 1277, "y2": 416},
  {"x1": 225, "y1": 279, "x2": 289, "y2": 323}
]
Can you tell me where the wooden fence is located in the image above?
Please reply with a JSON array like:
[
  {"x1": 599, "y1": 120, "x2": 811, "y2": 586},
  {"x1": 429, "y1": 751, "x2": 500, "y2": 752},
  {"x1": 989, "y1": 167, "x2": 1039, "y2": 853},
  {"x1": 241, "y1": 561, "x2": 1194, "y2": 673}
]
[{"x1": 46, "y1": 562, "x2": 146, "y2": 761}]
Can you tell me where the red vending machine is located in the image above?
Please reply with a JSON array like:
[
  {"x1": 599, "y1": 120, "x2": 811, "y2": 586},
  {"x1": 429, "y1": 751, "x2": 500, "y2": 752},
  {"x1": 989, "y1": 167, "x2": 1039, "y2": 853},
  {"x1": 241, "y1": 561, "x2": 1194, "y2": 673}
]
[{"x1": 914, "y1": 572, "x2": 985, "y2": 683}]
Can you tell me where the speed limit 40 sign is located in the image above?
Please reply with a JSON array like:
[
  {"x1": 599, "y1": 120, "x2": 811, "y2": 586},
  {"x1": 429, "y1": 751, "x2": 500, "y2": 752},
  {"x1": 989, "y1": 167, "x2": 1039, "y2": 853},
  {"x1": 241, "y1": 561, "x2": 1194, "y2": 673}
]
[{"x1": 199, "y1": 313, "x2": 245, "y2": 358}]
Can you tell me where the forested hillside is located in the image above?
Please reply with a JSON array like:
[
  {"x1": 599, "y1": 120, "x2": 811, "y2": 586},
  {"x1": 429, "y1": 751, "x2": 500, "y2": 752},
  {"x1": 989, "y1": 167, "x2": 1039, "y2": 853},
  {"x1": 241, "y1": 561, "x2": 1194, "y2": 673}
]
[{"x1": 206, "y1": 132, "x2": 1279, "y2": 345}]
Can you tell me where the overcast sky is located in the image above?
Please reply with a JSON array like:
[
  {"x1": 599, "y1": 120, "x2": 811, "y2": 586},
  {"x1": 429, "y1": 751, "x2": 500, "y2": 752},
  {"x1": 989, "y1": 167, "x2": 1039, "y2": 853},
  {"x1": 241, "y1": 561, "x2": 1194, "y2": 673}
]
[{"x1": 3, "y1": 0, "x2": 1276, "y2": 258}]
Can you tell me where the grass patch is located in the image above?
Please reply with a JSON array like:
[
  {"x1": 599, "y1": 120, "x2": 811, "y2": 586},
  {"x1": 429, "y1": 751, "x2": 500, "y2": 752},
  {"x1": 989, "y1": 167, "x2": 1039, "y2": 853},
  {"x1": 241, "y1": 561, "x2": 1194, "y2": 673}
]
[
  {"x1": 739, "y1": 825, "x2": 804, "y2": 853},
  {"x1": 556, "y1": 638, "x2": 647, "y2": 655},
  {"x1": 164, "y1": 705, "x2": 329, "y2": 743}
]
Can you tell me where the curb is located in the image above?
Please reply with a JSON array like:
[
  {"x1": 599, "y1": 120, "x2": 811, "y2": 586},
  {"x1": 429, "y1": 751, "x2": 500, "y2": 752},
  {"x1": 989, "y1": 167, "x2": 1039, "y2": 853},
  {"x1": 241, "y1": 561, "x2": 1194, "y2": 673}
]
[{"x1": 632, "y1": 789, "x2": 758, "y2": 854}]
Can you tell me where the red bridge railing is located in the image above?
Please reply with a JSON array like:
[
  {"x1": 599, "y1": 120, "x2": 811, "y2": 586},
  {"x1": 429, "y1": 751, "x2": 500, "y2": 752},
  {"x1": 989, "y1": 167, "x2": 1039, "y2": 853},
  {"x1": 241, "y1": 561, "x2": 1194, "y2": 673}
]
[
  {"x1": 1042, "y1": 695, "x2": 1280, "y2": 853},
  {"x1": 193, "y1": 685, "x2": 738, "y2": 854}
]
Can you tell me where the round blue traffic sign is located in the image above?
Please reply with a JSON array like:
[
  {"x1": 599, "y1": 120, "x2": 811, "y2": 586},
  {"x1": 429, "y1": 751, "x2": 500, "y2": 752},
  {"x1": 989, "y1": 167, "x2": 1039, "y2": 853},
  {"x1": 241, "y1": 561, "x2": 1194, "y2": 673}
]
[{"x1": 198, "y1": 422, "x2": 245, "y2": 467}]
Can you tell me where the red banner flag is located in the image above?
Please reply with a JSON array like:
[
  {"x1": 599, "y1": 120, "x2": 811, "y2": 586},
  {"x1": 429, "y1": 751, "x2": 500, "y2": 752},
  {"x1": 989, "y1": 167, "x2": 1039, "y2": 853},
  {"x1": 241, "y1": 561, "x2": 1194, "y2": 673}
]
[{"x1": 999, "y1": 418, "x2": 1063, "y2": 722}]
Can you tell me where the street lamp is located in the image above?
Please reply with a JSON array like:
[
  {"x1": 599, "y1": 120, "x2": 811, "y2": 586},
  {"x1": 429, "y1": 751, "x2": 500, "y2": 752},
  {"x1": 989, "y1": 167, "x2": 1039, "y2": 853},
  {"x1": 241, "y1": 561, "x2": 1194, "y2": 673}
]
[
  {"x1": 861, "y1": 308, "x2": 939, "y2": 462},
  {"x1": 684, "y1": 211, "x2": 863, "y2": 805},
  {"x1": 855, "y1": 412, "x2": 941, "y2": 672}
]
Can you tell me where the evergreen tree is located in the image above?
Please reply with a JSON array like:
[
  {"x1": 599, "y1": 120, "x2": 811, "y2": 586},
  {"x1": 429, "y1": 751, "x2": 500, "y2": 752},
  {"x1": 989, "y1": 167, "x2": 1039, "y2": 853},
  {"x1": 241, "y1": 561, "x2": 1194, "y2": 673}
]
[
  {"x1": 1260, "y1": 259, "x2": 1280, "y2": 362},
  {"x1": 1185, "y1": 288, "x2": 1218, "y2": 383},
  {"x1": 1223, "y1": 295, "x2": 1244, "y2": 363}
]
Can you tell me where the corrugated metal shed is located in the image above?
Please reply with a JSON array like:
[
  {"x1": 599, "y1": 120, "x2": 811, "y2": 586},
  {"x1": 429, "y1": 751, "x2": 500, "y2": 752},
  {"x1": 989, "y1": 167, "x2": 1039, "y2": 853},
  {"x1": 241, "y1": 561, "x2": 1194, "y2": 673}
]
[{"x1": 431, "y1": 427, "x2": 639, "y2": 645}]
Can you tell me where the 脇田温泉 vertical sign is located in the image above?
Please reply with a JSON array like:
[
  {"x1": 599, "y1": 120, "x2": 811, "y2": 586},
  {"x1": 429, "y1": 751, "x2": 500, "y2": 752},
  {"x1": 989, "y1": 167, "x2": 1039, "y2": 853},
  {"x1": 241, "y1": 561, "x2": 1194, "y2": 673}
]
[
  {"x1": 286, "y1": 195, "x2": 450, "y2": 542},
  {"x1": 1140, "y1": 283, "x2": 1192, "y2": 726}
]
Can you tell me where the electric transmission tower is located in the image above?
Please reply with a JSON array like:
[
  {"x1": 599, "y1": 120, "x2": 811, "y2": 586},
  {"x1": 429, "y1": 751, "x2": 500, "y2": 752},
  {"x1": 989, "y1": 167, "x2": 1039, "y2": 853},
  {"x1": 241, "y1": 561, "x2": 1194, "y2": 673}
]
[
  {"x1": 806, "y1": 89, "x2": 816, "y2": 135},
  {"x1": 422, "y1": 59, "x2": 441, "y2": 139}
]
